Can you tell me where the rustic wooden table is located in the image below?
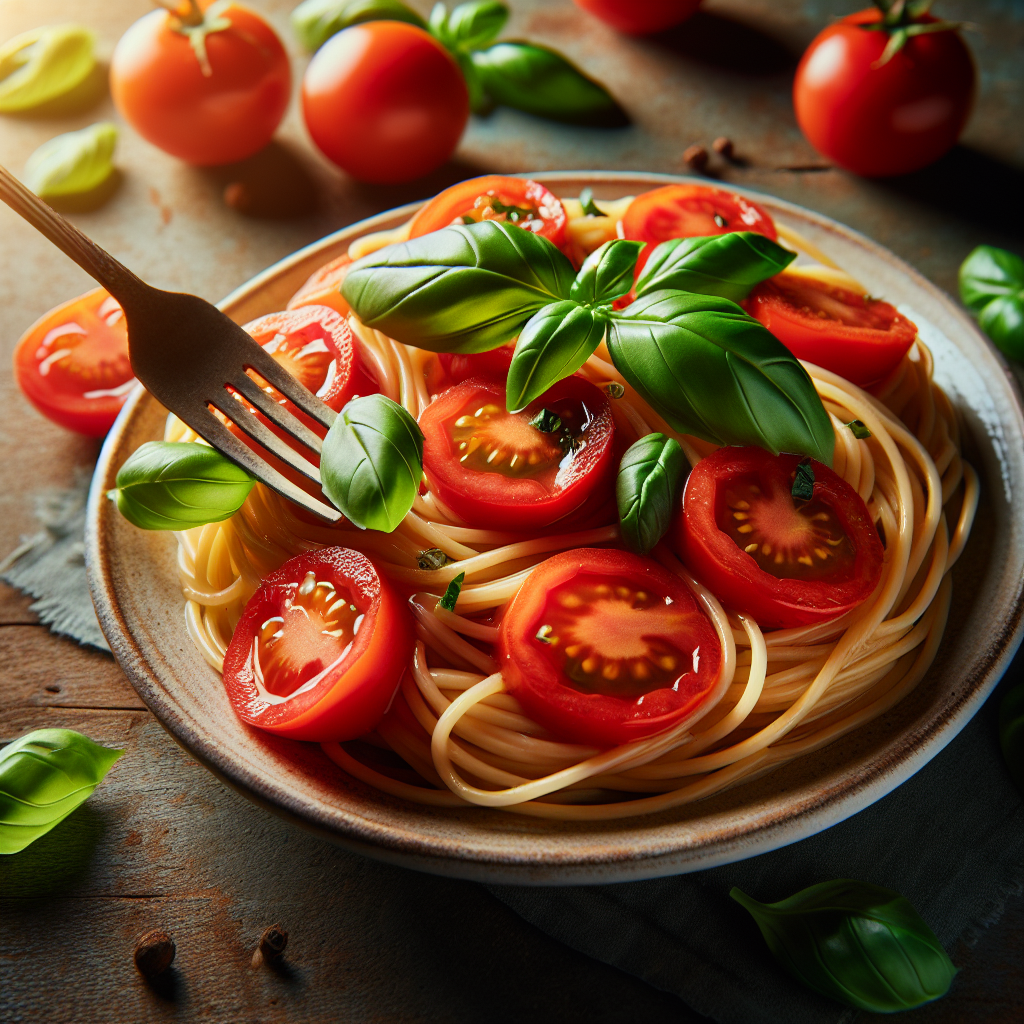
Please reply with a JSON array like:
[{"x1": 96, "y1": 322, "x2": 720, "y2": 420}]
[{"x1": 1, "y1": 1, "x2": 1021, "y2": 1021}]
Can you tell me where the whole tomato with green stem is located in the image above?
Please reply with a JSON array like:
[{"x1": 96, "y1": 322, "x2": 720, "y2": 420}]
[
  {"x1": 793, "y1": 1, "x2": 975, "y2": 178},
  {"x1": 110, "y1": 0, "x2": 291, "y2": 166}
]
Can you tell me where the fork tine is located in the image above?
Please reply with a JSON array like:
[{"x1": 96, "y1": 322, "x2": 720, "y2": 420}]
[
  {"x1": 241, "y1": 343, "x2": 338, "y2": 430},
  {"x1": 208, "y1": 393, "x2": 323, "y2": 485},
  {"x1": 230, "y1": 372, "x2": 325, "y2": 455},
  {"x1": 182, "y1": 406, "x2": 341, "y2": 522}
]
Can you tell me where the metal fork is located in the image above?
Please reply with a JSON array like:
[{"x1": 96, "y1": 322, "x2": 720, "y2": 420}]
[{"x1": 0, "y1": 163, "x2": 341, "y2": 521}]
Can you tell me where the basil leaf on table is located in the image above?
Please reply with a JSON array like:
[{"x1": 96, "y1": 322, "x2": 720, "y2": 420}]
[
  {"x1": 110, "y1": 441, "x2": 255, "y2": 530},
  {"x1": 434, "y1": 1, "x2": 508, "y2": 51},
  {"x1": 291, "y1": 0, "x2": 425, "y2": 51},
  {"x1": 24, "y1": 122, "x2": 117, "y2": 200},
  {"x1": 0, "y1": 729, "x2": 122, "y2": 855},
  {"x1": 731, "y1": 880, "x2": 958, "y2": 1012},
  {"x1": 0, "y1": 24, "x2": 96, "y2": 113},
  {"x1": 570, "y1": 239, "x2": 644, "y2": 307},
  {"x1": 959, "y1": 245, "x2": 1024, "y2": 361},
  {"x1": 321, "y1": 394, "x2": 424, "y2": 532},
  {"x1": 470, "y1": 42, "x2": 627, "y2": 126},
  {"x1": 635, "y1": 233, "x2": 796, "y2": 303},
  {"x1": 606, "y1": 291, "x2": 835, "y2": 465},
  {"x1": 616, "y1": 434, "x2": 689, "y2": 555},
  {"x1": 342, "y1": 220, "x2": 576, "y2": 354},
  {"x1": 506, "y1": 301, "x2": 607, "y2": 412}
]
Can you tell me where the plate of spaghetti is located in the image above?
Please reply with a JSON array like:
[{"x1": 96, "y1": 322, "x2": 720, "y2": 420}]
[{"x1": 87, "y1": 173, "x2": 1024, "y2": 883}]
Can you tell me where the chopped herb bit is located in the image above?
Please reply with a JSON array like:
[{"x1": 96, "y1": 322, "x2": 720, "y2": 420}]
[
  {"x1": 604, "y1": 382, "x2": 625, "y2": 399},
  {"x1": 417, "y1": 547, "x2": 453, "y2": 570},
  {"x1": 461, "y1": 214, "x2": 475, "y2": 224},
  {"x1": 438, "y1": 572, "x2": 465, "y2": 612},
  {"x1": 529, "y1": 408, "x2": 563, "y2": 433},
  {"x1": 579, "y1": 187, "x2": 603, "y2": 217},
  {"x1": 490, "y1": 198, "x2": 534, "y2": 221},
  {"x1": 535, "y1": 624, "x2": 554, "y2": 644},
  {"x1": 791, "y1": 459, "x2": 815, "y2": 501},
  {"x1": 846, "y1": 419, "x2": 872, "y2": 439},
  {"x1": 713, "y1": 213, "x2": 728, "y2": 228}
]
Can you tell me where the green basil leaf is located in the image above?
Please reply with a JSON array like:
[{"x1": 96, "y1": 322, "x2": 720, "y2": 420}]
[
  {"x1": 731, "y1": 881, "x2": 957, "y2": 1012},
  {"x1": 635, "y1": 233, "x2": 796, "y2": 303},
  {"x1": 111, "y1": 441, "x2": 255, "y2": 530},
  {"x1": 616, "y1": 433, "x2": 689, "y2": 555},
  {"x1": 0, "y1": 728, "x2": 122, "y2": 855},
  {"x1": 342, "y1": 220, "x2": 576, "y2": 354},
  {"x1": 439, "y1": 571, "x2": 465, "y2": 611},
  {"x1": 570, "y1": 239, "x2": 645, "y2": 306},
  {"x1": 321, "y1": 394, "x2": 424, "y2": 532},
  {"x1": 791, "y1": 459, "x2": 814, "y2": 500},
  {"x1": 959, "y1": 244, "x2": 1024, "y2": 312},
  {"x1": 290, "y1": 0, "x2": 425, "y2": 50},
  {"x1": 846, "y1": 419, "x2": 871, "y2": 439},
  {"x1": 0, "y1": 24, "x2": 96, "y2": 112},
  {"x1": 506, "y1": 301, "x2": 606, "y2": 412},
  {"x1": 978, "y1": 294, "x2": 1024, "y2": 362},
  {"x1": 999, "y1": 680, "x2": 1023, "y2": 793},
  {"x1": 579, "y1": 187, "x2": 603, "y2": 217},
  {"x1": 607, "y1": 291, "x2": 834, "y2": 464},
  {"x1": 444, "y1": 1, "x2": 508, "y2": 50},
  {"x1": 24, "y1": 122, "x2": 117, "y2": 199},
  {"x1": 469, "y1": 42, "x2": 627, "y2": 126}
]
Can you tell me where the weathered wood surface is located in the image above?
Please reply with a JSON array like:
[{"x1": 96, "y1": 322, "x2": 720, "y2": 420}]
[{"x1": 1, "y1": 0, "x2": 1021, "y2": 1021}]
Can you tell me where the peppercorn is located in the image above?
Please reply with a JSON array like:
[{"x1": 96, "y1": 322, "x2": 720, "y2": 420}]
[
  {"x1": 133, "y1": 930, "x2": 175, "y2": 978},
  {"x1": 712, "y1": 136, "x2": 734, "y2": 159},
  {"x1": 683, "y1": 145, "x2": 709, "y2": 172},
  {"x1": 252, "y1": 923, "x2": 288, "y2": 967}
]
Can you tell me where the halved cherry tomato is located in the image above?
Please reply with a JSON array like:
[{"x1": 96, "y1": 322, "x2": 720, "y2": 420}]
[
  {"x1": 222, "y1": 547, "x2": 412, "y2": 741},
  {"x1": 622, "y1": 184, "x2": 777, "y2": 275},
  {"x1": 498, "y1": 547, "x2": 724, "y2": 747},
  {"x1": 744, "y1": 271, "x2": 918, "y2": 387},
  {"x1": 678, "y1": 446, "x2": 884, "y2": 628},
  {"x1": 437, "y1": 343, "x2": 515, "y2": 387},
  {"x1": 286, "y1": 255, "x2": 354, "y2": 318},
  {"x1": 409, "y1": 175, "x2": 568, "y2": 249},
  {"x1": 420, "y1": 376, "x2": 615, "y2": 530},
  {"x1": 13, "y1": 287, "x2": 134, "y2": 437}
]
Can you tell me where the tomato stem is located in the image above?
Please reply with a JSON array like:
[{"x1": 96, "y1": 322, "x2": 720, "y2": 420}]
[
  {"x1": 865, "y1": 0, "x2": 963, "y2": 65},
  {"x1": 156, "y1": 0, "x2": 234, "y2": 76}
]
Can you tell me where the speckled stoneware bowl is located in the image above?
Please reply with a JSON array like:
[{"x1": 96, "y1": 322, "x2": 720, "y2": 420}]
[{"x1": 86, "y1": 173, "x2": 1024, "y2": 884}]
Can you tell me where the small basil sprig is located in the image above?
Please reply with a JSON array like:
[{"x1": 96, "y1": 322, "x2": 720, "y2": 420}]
[
  {"x1": 959, "y1": 245, "x2": 1024, "y2": 361},
  {"x1": 608, "y1": 291, "x2": 835, "y2": 464},
  {"x1": 571, "y1": 239, "x2": 645, "y2": 306},
  {"x1": 291, "y1": 0, "x2": 425, "y2": 51},
  {"x1": 1, "y1": 729, "x2": 122, "y2": 855},
  {"x1": 731, "y1": 880, "x2": 957, "y2": 1013},
  {"x1": 24, "y1": 122, "x2": 118, "y2": 200},
  {"x1": 616, "y1": 434, "x2": 689, "y2": 555},
  {"x1": 636, "y1": 233, "x2": 796, "y2": 303},
  {"x1": 110, "y1": 442, "x2": 255, "y2": 530},
  {"x1": 343, "y1": 220, "x2": 576, "y2": 354},
  {"x1": 439, "y1": 571, "x2": 465, "y2": 611},
  {"x1": 321, "y1": 394, "x2": 424, "y2": 532},
  {"x1": 0, "y1": 24, "x2": 96, "y2": 113}
]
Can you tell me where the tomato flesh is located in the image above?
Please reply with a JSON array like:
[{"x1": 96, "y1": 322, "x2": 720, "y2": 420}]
[
  {"x1": 13, "y1": 287, "x2": 134, "y2": 436},
  {"x1": 745, "y1": 272, "x2": 917, "y2": 387},
  {"x1": 409, "y1": 176, "x2": 568, "y2": 248},
  {"x1": 223, "y1": 547, "x2": 413, "y2": 741},
  {"x1": 420, "y1": 376, "x2": 615, "y2": 530},
  {"x1": 286, "y1": 255, "x2": 353, "y2": 318},
  {"x1": 498, "y1": 548, "x2": 723, "y2": 747},
  {"x1": 437, "y1": 344, "x2": 515, "y2": 388},
  {"x1": 678, "y1": 446, "x2": 884, "y2": 628}
]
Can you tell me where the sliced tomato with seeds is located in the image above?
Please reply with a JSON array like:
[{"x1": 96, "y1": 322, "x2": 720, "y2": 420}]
[
  {"x1": 678, "y1": 446, "x2": 884, "y2": 628},
  {"x1": 498, "y1": 548, "x2": 724, "y2": 747},
  {"x1": 13, "y1": 287, "x2": 135, "y2": 436},
  {"x1": 286, "y1": 254, "x2": 354, "y2": 318},
  {"x1": 222, "y1": 547, "x2": 413, "y2": 741},
  {"x1": 419, "y1": 375, "x2": 615, "y2": 530},
  {"x1": 744, "y1": 271, "x2": 918, "y2": 388},
  {"x1": 408, "y1": 175, "x2": 568, "y2": 248}
]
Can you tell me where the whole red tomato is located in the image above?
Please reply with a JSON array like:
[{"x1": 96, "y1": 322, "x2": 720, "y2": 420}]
[
  {"x1": 793, "y1": 7, "x2": 975, "y2": 177},
  {"x1": 110, "y1": 1, "x2": 290, "y2": 166},
  {"x1": 573, "y1": 0, "x2": 702, "y2": 35},
  {"x1": 302, "y1": 21, "x2": 469, "y2": 184}
]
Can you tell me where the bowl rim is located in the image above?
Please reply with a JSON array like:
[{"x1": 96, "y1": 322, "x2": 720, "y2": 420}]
[{"x1": 86, "y1": 171, "x2": 1024, "y2": 884}]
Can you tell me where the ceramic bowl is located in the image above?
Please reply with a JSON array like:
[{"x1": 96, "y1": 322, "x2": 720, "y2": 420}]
[{"x1": 86, "y1": 173, "x2": 1024, "y2": 884}]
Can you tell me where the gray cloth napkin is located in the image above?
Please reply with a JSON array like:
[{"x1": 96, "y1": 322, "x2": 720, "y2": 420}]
[{"x1": 5, "y1": 470, "x2": 1021, "y2": 1024}]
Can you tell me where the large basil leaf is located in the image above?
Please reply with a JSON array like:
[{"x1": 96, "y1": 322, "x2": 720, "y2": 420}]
[
  {"x1": 606, "y1": 291, "x2": 834, "y2": 465},
  {"x1": 506, "y1": 301, "x2": 607, "y2": 412},
  {"x1": 570, "y1": 239, "x2": 644, "y2": 307},
  {"x1": 635, "y1": 233, "x2": 797, "y2": 303},
  {"x1": 25, "y1": 122, "x2": 117, "y2": 199},
  {"x1": 111, "y1": 442, "x2": 255, "y2": 530},
  {"x1": 0, "y1": 729, "x2": 122, "y2": 854},
  {"x1": 431, "y1": 1, "x2": 508, "y2": 51},
  {"x1": 616, "y1": 433, "x2": 689, "y2": 555},
  {"x1": 959, "y1": 245, "x2": 1024, "y2": 361},
  {"x1": 342, "y1": 220, "x2": 576, "y2": 353},
  {"x1": 731, "y1": 881, "x2": 957, "y2": 1013},
  {"x1": 320, "y1": 394, "x2": 424, "y2": 532},
  {"x1": 291, "y1": 0, "x2": 425, "y2": 51},
  {"x1": 470, "y1": 42, "x2": 626, "y2": 126},
  {"x1": 0, "y1": 24, "x2": 96, "y2": 113}
]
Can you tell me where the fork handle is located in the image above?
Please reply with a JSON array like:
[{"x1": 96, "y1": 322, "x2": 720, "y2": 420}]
[{"x1": 0, "y1": 163, "x2": 146, "y2": 306}]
